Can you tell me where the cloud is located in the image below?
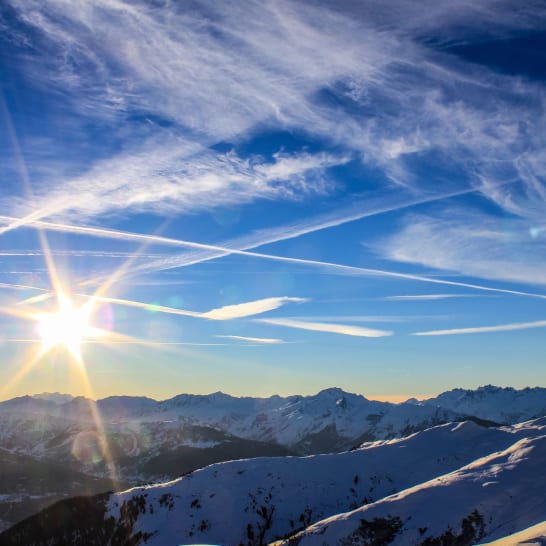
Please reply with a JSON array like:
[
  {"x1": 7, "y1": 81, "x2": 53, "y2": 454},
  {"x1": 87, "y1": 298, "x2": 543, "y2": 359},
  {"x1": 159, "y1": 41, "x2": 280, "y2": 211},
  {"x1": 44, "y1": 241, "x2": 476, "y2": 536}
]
[
  {"x1": 113, "y1": 182, "x2": 491, "y2": 281},
  {"x1": 5, "y1": 0, "x2": 545, "y2": 228},
  {"x1": 201, "y1": 297, "x2": 307, "y2": 320},
  {"x1": 5, "y1": 0, "x2": 392, "y2": 138},
  {"x1": 4, "y1": 213, "x2": 546, "y2": 301},
  {"x1": 413, "y1": 320, "x2": 546, "y2": 336},
  {"x1": 0, "y1": 0, "x2": 544, "y2": 308},
  {"x1": 378, "y1": 208, "x2": 546, "y2": 286},
  {"x1": 0, "y1": 0, "x2": 386, "y2": 226},
  {"x1": 0, "y1": 339, "x2": 231, "y2": 346},
  {"x1": 2, "y1": 0, "x2": 546, "y2": 315},
  {"x1": 2, "y1": 145, "x2": 347, "y2": 228},
  {"x1": 0, "y1": 250, "x2": 169, "y2": 258},
  {"x1": 0, "y1": 170, "x2": 472, "y2": 257},
  {"x1": 282, "y1": 315, "x2": 412, "y2": 323},
  {"x1": 0, "y1": 282, "x2": 48, "y2": 293},
  {"x1": 215, "y1": 335, "x2": 285, "y2": 344},
  {"x1": 382, "y1": 294, "x2": 473, "y2": 301},
  {"x1": 86, "y1": 295, "x2": 306, "y2": 322},
  {"x1": 255, "y1": 318, "x2": 392, "y2": 338}
]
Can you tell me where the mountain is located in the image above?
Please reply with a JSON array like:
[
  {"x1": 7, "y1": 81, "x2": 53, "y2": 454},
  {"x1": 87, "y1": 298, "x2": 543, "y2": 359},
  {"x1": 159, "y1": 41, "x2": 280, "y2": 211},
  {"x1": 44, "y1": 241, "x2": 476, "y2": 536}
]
[
  {"x1": 2, "y1": 385, "x2": 544, "y2": 476},
  {"x1": 0, "y1": 387, "x2": 459, "y2": 451},
  {"x1": 31, "y1": 393, "x2": 75, "y2": 405},
  {"x1": 0, "y1": 447, "x2": 119, "y2": 533},
  {"x1": 0, "y1": 387, "x2": 461, "y2": 483},
  {"x1": 421, "y1": 385, "x2": 546, "y2": 424},
  {"x1": 278, "y1": 427, "x2": 546, "y2": 545},
  {"x1": 1, "y1": 417, "x2": 545, "y2": 545},
  {"x1": 0, "y1": 385, "x2": 544, "y2": 533},
  {"x1": 478, "y1": 520, "x2": 546, "y2": 545}
]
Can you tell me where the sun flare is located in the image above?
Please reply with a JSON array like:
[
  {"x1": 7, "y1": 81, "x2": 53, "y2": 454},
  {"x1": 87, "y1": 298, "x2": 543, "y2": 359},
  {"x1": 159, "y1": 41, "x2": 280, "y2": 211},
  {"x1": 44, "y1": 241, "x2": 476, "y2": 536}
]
[{"x1": 35, "y1": 293, "x2": 99, "y2": 357}]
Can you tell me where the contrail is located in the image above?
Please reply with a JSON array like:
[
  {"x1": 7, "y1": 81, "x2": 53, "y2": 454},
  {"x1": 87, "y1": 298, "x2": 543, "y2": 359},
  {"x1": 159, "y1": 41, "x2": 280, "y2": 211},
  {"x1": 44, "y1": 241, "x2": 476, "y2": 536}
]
[
  {"x1": 0, "y1": 282, "x2": 48, "y2": 292},
  {"x1": 256, "y1": 317, "x2": 392, "y2": 337},
  {"x1": 0, "y1": 179, "x2": 514, "y2": 261},
  {"x1": 2, "y1": 178, "x2": 545, "y2": 302},
  {"x1": 2, "y1": 213, "x2": 546, "y2": 301},
  {"x1": 412, "y1": 319, "x2": 546, "y2": 336}
]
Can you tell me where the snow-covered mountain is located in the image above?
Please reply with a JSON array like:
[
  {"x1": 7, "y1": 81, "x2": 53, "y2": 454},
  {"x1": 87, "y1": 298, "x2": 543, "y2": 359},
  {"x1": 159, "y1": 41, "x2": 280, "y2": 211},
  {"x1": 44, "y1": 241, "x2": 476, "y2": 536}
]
[
  {"x1": 3, "y1": 388, "x2": 459, "y2": 450},
  {"x1": 421, "y1": 385, "x2": 546, "y2": 424},
  {"x1": 4, "y1": 384, "x2": 545, "y2": 464},
  {"x1": 1, "y1": 418, "x2": 545, "y2": 545},
  {"x1": 478, "y1": 520, "x2": 546, "y2": 545},
  {"x1": 279, "y1": 425, "x2": 546, "y2": 545},
  {"x1": 0, "y1": 385, "x2": 544, "y2": 534},
  {"x1": 0, "y1": 387, "x2": 461, "y2": 485},
  {"x1": 30, "y1": 393, "x2": 75, "y2": 405}
]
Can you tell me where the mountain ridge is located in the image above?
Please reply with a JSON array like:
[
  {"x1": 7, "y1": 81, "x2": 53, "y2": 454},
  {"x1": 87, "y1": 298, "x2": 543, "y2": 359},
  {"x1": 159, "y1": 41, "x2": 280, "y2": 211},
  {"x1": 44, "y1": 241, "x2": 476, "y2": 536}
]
[
  {"x1": 0, "y1": 385, "x2": 544, "y2": 534},
  {"x1": 2, "y1": 417, "x2": 545, "y2": 545}
]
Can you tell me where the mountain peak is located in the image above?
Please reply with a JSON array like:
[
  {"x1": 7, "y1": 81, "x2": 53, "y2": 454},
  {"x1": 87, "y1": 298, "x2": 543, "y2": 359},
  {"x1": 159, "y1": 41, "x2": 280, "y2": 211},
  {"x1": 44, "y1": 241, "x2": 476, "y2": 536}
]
[
  {"x1": 31, "y1": 393, "x2": 74, "y2": 405},
  {"x1": 316, "y1": 387, "x2": 353, "y2": 397}
]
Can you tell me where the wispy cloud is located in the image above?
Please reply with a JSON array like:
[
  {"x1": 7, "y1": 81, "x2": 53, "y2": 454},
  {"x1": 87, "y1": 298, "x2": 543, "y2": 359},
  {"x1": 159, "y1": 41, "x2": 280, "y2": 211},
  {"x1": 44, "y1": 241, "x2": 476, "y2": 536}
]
[
  {"x1": 0, "y1": 250, "x2": 170, "y2": 258},
  {"x1": 255, "y1": 318, "x2": 392, "y2": 338},
  {"x1": 215, "y1": 335, "x2": 285, "y2": 344},
  {"x1": 6, "y1": 0, "x2": 392, "y2": 138},
  {"x1": 0, "y1": 339, "x2": 231, "y2": 346},
  {"x1": 4, "y1": 213, "x2": 546, "y2": 301},
  {"x1": 200, "y1": 297, "x2": 307, "y2": 320},
  {"x1": 378, "y1": 209, "x2": 546, "y2": 287},
  {"x1": 280, "y1": 315, "x2": 408, "y2": 322},
  {"x1": 87, "y1": 295, "x2": 306, "y2": 322},
  {"x1": 0, "y1": 282, "x2": 48, "y2": 293},
  {"x1": 382, "y1": 294, "x2": 473, "y2": 301},
  {"x1": 277, "y1": 315, "x2": 414, "y2": 323},
  {"x1": 101, "y1": 182, "x2": 501, "y2": 281},
  {"x1": 413, "y1": 320, "x2": 546, "y2": 336},
  {"x1": 2, "y1": 146, "x2": 347, "y2": 228},
  {"x1": 4, "y1": 0, "x2": 545, "y2": 231}
]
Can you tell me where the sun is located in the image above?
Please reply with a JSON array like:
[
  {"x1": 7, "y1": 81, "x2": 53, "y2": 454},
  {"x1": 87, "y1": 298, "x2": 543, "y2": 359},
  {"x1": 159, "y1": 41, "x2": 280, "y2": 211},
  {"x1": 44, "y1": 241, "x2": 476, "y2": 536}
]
[{"x1": 36, "y1": 292, "x2": 99, "y2": 357}]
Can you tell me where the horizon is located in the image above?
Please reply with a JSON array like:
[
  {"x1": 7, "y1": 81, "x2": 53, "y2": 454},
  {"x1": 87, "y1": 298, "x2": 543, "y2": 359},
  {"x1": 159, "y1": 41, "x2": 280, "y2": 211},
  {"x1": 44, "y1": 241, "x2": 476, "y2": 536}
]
[
  {"x1": 2, "y1": 383, "x2": 543, "y2": 405},
  {"x1": 1, "y1": 2, "x2": 546, "y2": 403}
]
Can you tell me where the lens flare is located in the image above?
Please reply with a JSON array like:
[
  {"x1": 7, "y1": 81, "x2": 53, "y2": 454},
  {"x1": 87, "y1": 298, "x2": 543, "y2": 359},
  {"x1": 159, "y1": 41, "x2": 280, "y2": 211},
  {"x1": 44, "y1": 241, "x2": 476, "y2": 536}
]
[
  {"x1": 71, "y1": 430, "x2": 104, "y2": 466},
  {"x1": 35, "y1": 291, "x2": 101, "y2": 357}
]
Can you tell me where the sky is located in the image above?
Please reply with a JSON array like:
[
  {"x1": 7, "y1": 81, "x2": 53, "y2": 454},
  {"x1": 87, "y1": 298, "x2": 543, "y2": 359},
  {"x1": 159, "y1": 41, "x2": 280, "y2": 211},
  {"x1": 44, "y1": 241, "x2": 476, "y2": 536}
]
[{"x1": 0, "y1": 0, "x2": 546, "y2": 402}]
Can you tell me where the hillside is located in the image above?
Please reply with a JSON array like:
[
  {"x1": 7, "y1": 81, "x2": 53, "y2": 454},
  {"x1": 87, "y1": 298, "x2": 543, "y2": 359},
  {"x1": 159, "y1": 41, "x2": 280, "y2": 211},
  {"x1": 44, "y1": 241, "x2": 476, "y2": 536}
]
[{"x1": 1, "y1": 417, "x2": 545, "y2": 545}]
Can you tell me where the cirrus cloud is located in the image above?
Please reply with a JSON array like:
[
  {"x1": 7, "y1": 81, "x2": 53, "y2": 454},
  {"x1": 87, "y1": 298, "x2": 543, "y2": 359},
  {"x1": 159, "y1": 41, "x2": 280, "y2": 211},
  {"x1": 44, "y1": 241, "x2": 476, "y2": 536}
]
[{"x1": 255, "y1": 317, "x2": 392, "y2": 338}]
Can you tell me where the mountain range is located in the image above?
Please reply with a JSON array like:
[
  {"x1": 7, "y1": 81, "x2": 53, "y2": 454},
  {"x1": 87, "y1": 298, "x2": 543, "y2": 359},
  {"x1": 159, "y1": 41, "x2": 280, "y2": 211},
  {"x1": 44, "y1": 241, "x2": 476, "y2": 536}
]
[
  {"x1": 0, "y1": 385, "x2": 545, "y2": 542},
  {"x1": 1, "y1": 417, "x2": 545, "y2": 545}
]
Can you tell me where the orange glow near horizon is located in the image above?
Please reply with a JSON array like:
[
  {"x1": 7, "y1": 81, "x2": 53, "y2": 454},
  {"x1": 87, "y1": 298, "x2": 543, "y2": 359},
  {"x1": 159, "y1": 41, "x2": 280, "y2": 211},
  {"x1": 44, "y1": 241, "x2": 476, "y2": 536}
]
[{"x1": 369, "y1": 393, "x2": 431, "y2": 403}]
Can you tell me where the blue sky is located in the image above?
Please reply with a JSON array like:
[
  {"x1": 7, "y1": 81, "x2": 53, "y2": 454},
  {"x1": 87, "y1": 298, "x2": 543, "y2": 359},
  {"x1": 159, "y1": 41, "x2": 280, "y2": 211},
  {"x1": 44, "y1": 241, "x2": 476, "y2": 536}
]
[{"x1": 0, "y1": 0, "x2": 545, "y2": 401}]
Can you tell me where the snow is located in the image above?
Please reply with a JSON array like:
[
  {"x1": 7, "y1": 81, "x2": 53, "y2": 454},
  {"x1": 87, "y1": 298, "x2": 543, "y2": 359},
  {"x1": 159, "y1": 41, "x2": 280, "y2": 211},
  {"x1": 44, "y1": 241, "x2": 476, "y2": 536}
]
[
  {"x1": 478, "y1": 520, "x2": 546, "y2": 545},
  {"x1": 422, "y1": 385, "x2": 546, "y2": 424},
  {"x1": 279, "y1": 433, "x2": 546, "y2": 545},
  {"x1": 98, "y1": 419, "x2": 546, "y2": 545},
  {"x1": 2, "y1": 386, "x2": 544, "y2": 455},
  {"x1": 0, "y1": 388, "x2": 460, "y2": 455},
  {"x1": 31, "y1": 393, "x2": 75, "y2": 405}
]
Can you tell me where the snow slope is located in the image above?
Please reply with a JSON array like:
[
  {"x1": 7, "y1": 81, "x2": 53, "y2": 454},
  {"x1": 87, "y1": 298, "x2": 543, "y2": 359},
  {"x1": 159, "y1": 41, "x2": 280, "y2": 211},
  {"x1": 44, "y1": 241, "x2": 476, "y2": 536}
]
[
  {"x1": 279, "y1": 431, "x2": 546, "y2": 545},
  {"x1": 2, "y1": 418, "x2": 545, "y2": 546},
  {"x1": 478, "y1": 520, "x2": 546, "y2": 545}
]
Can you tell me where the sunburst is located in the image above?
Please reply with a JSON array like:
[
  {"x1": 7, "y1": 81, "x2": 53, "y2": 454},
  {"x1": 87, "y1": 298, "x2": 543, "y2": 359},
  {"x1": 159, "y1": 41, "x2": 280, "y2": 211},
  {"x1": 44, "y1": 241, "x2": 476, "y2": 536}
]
[{"x1": 35, "y1": 291, "x2": 102, "y2": 359}]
